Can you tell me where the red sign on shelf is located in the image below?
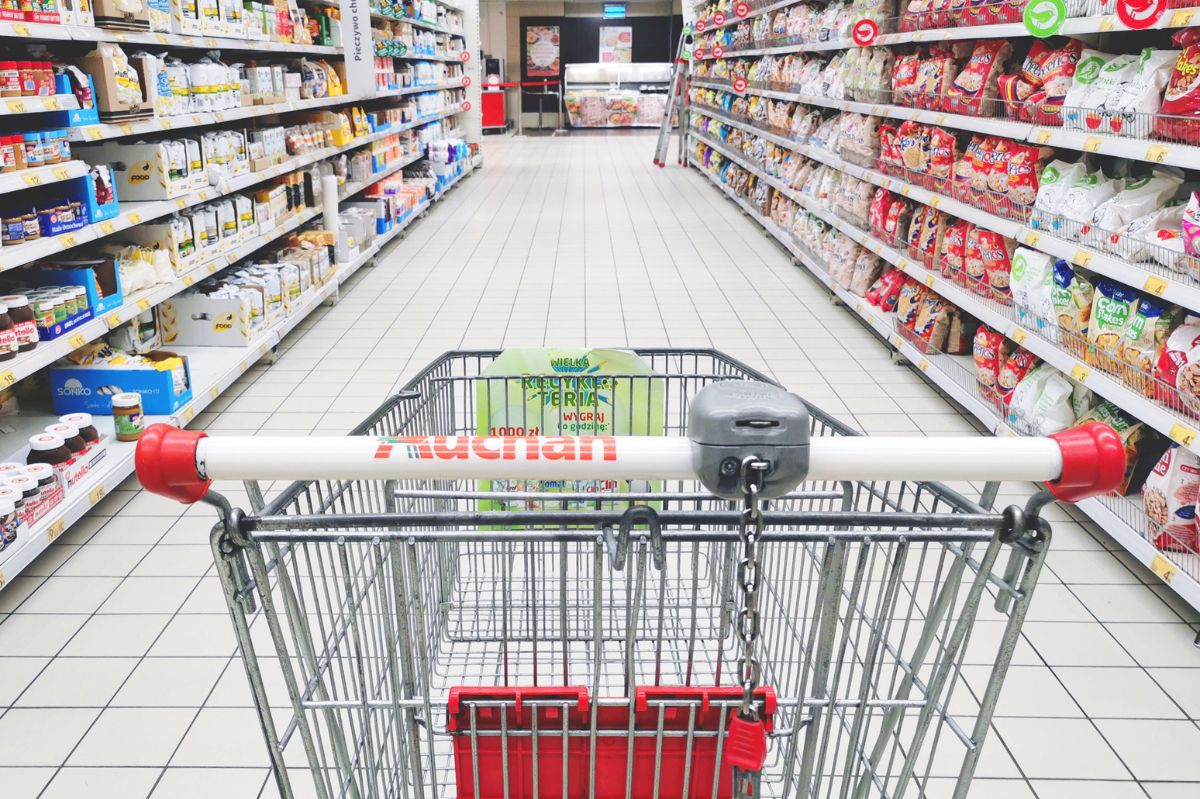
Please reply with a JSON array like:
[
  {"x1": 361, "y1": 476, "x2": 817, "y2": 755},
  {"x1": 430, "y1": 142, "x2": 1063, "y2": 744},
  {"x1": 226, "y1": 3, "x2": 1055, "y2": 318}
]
[
  {"x1": 462, "y1": 101, "x2": 471, "y2": 111},
  {"x1": 713, "y1": 11, "x2": 726, "y2": 24},
  {"x1": 695, "y1": 18, "x2": 707, "y2": 32},
  {"x1": 733, "y1": 77, "x2": 748, "y2": 94},
  {"x1": 712, "y1": 44, "x2": 724, "y2": 58},
  {"x1": 735, "y1": 1, "x2": 750, "y2": 17},
  {"x1": 1116, "y1": 0, "x2": 1166, "y2": 28},
  {"x1": 851, "y1": 18, "x2": 878, "y2": 46},
  {"x1": 462, "y1": 76, "x2": 471, "y2": 87},
  {"x1": 694, "y1": 48, "x2": 705, "y2": 59},
  {"x1": 459, "y1": 50, "x2": 471, "y2": 62}
]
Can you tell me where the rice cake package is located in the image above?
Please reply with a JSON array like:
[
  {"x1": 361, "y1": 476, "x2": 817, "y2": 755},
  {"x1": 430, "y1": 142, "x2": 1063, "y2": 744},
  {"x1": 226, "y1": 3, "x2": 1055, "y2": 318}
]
[{"x1": 1142, "y1": 444, "x2": 1200, "y2": 553}]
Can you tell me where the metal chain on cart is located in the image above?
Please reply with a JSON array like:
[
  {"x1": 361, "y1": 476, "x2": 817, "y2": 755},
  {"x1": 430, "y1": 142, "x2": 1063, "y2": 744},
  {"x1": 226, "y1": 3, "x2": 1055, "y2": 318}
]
[{"x1": 728, "y1": 456, "x2": 771, "y2": 799}]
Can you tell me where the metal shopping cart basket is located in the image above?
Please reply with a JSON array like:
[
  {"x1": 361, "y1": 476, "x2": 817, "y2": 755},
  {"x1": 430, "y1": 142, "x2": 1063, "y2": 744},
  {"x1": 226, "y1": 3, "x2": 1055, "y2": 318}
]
[{"x1": 135, "y1": 349, "x2": 1126, "y2": 799}]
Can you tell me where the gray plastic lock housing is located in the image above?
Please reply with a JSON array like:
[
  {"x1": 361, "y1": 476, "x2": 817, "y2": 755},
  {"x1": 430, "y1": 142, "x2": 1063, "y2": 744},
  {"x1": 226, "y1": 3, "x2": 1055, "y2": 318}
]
[{"x1": 686, "y1": 380, "x2": 811, "y2": 500}]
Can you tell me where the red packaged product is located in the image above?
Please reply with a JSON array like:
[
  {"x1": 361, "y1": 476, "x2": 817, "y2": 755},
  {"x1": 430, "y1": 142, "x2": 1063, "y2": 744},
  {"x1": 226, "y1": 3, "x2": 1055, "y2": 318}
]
[
  {"x1": 868, "y1": 188, "x2": 894, "y2": 237},
  {"x1": 878, "y1": 124, "x2": 901, "y2": 169},
  {"x1": 907, "y1": 205, "x2": 929, "y2": 256},
  {"x1": 997, "y1": 349, "x2": 1039, "y2": 405},
  {"x1": 973, "y1": 325, "x2": 1010, "y2": 390},
  {"x1": 1006, "y1": 143, "x2": 1048, "y2": 208},
  {"x1": 945, "y1": 39, "x2": 1012, "y2": 117},
  {"x1": 868, "y1": 267, "x2": 907, "y2": 311},
  {"x1": 929, "y1": 0, "x2": 953, "y2": 27},
  {"x1": 927, "y1": 127, "x2": 956, "y2": 185},
  {"x1": 1029, "y1": 40, "x2": 1083, "y2": 127},
  {"x1": 954, "y1": 135, "x2": 983, "y2": 196},
  {"x1": 997, "y1": 74, "x2": 1026, "y2": 120},
  {"x1": 882, "y1": 197, "x2": 913, "y2": 247},
  {"x1": 1157, "y1": 44, "x2": 1200, "y2": 145},
  {"x1": 1019, "y1": 40, "x2": 1052, "y2": 86},
  {"x1": 893, "y1": 54, "x2": 920, "y2": 106},
  {"x1": 940, "y1": 219, "x2": 971, "y2": 279},
  {"x1": 978, "y1": 229, "x2": 1014, "y2": 299},
  {"x1": 897, "y1": 119, "x2": 930, "y2": 173},
  {"x1": 964, "y1": 224, "x2": 986, "y2": 290}
]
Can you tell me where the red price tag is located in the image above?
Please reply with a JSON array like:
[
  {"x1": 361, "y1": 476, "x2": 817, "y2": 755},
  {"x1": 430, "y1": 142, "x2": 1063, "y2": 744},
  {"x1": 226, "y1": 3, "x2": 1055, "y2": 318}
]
[
  {"x1": 459, "y1": 50, "x2": 471, "y2": 62},
  {"x1": 713, "y1": 11, "x2": 726, "y2": 24},
  {"x1": 735, "y1": 1, "x2": 750, "y2": 17},
  {"x1": 695, "y1": 18, "x2": 707, "y2": 32},
  {"x1": 1117, "y1": 0, "x2": 1166, "y2": 28},
  {"x1": 694, "y1": 48, "x2": 705, "y2": 59},
  {"x1": 462, "y1": 75, "x2": 471, "y2": 87},
  {"x1": 462, "y1": 101, "x2": 472, "y2": 111},
  {"x1": 712, "y1": 45, "x2": 724, "y2": 58},
  {"x1": 851, "y1": 18, "x2": 878, "y2": 46},
  {"x1": 733, "y1": 77, "x2": 748, "y2": 94}
]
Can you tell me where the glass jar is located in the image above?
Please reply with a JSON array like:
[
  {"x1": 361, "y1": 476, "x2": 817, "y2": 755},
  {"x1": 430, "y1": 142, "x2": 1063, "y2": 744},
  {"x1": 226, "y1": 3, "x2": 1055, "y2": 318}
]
[
  {"x1": 112, "y1": 393, "x2": 144, "y2": 442},
  {"x1": 0, "y1": 62, "x2": 19, "y2": 98},
  {"x1": 60, "y1": 412, "x2": 99, "y2": 445},
  {"x1": 1, "y1": 295, "x2": 36, "y2": 352},
  {"x1": 44, "y1": 423, "x2": 85, "y2": 453},
  {"x1": 0, "y1": 303, "x2": 16, "y2": 362},
  {"x1": 26, "y1": 432, "x2": 70, "y2": 466}
]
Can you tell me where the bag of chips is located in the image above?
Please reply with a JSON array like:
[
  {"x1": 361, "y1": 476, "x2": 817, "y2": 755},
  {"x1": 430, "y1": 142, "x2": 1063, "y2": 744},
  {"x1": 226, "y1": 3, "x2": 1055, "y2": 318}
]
[
  {"x1": 1052, "y1": 260, "x2": 1094, "y2": 356},
  {"x1": 973, "y1": 325, "x2": 1011, "y2": 391},
  {"x1": 1142, "y1": 444, "x2": 1200, "y2": 553},
  {"x1": 945, "y1": 39, "x2": 1012, "y2": 116},
  {"x1": 1088, "y1": 279, "x2": 1141, "y2": 372},
  {"x1": 1154, "y1": 314, "x2": 1200, "y2": 413}
]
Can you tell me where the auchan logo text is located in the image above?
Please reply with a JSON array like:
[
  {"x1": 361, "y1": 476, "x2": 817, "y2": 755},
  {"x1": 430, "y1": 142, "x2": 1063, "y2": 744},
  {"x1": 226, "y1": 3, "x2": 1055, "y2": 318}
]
[{"x1": 373, "y1": 436, "x2": 619, "y2": 462}]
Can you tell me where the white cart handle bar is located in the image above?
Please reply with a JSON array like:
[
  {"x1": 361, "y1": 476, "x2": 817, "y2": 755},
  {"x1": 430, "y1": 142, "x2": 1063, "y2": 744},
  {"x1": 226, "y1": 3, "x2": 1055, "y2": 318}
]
[{"x1": 136, "y1": 421, "x2": 1126, "y2": 506}]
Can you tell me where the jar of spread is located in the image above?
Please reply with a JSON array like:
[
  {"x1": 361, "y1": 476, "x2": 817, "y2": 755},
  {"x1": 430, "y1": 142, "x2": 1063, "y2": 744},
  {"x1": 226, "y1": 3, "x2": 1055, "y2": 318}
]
[
  {"x1": 68, "y1": 286, "x2": 89, "y2": 316},
  {"x1": 2, "y1": 214, "x2": 22, "y2": 246},
  {"x1": 23, "y1": 463, "x2": 59, "y2": 512},
  {"x1": 0, "y1": 137, "x2": 14, "y2": 173},
  {"x1": 41, "y1": 133, "x2": 59, "y2": 165},
  {"x1": 0, "y1": 485, "x2": 23, "y2": 527},
  {"x1": 0, "y1": 462, "x2": 24, "y2": 481},
  {"x1": 1, "y1": 295, "x2": 36, "y2": 352},
  {"x1": 18, "y1": 62, "x2": 36, "y2": 96},
  {"x1": 0, "y1": 303, "x2": 16, "y2": 362},
  {"x1": 36, "y1": 62, "x2": 54, "y2": 97},
  {"x1": 60, "y1": 413, "x2": 100, "y2": 446},
  {"x1": 27, "y1": 432, "x2": 70, "y2": 466},
  {"x1": 61, "y1": 288, "x2": 78, "y2": 318},
  {"x1": 6, "y1": 475, "x2": 40, "y2": 522},
  {"x1": 112, "y1": 393, "x2": 144, "y2": 442},
  {"x1": 23, "y1": 133, "x2": 42, "y2": 167},
  {"x1": 0, "y1": 62, "x2": 19, "y2": 98},
  {"x1": 21, "y1": 211, "x2": 39, "y2": 241},
  {"x1": 33, "y1": 298, "x2": 54, "y2": 330},
  {"x1": 0, "y1": 498, "x2": 15, "y2": 548},
  {"x1": 44, "y1": 422, "x2": 84, "y2": 454}
]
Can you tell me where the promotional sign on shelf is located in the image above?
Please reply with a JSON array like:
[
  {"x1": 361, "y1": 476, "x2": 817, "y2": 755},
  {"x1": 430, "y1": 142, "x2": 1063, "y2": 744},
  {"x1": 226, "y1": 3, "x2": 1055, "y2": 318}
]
[
  {"x1": 460, "y1": 50, "x2": 471, "y2": 62},
  {"x1": 462, "y1": 101, "x2": 472, "y2": 112},
  {"x1": 462, "y1": 76, "x2": 471, "y2": 87},
  {"x1": 712, "y1": 44, "x2": 724, "y2": 58},
  {"x1": 733, "y1": 77, "x2": 748, "y2": 94},
  {"x1": 714, "y1": 11, "x2": 726, "y2": 24},
  {"x1": 1023, "y1": 0, "x2": 1067, "y2": 37},
  {"x1": 735, "y1": 1, "x2": 750, "y2": 17},
  {"x1": 851, "y1": 18, "x2": 878, "y2": 46},
  {"x1": 695, "y1": 18, "x2": 707, "y2": 32},
  {"x1": 1117, "y1": 0, "x2": 1167, "y2": 28}
]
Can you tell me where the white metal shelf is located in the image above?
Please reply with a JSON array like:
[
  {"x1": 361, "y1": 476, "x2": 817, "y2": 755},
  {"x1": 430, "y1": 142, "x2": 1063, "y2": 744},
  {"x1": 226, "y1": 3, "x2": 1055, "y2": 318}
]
[
  {"x1": 694, "y1": 0, "x2": 794, "y2": 32},
  {"x1": 0, "y1": 18, "x2": 343, "y2": 52},
  {"x1": 687, "y1": 148, "x2": 1200, "y2": 615},
  {"x1": 0, "y1": 160, "x2": 477, "y2": 589},
  {"x1": 2, "y1": 94, "x2": 79, "y2": 115},
  {"x1": 371, "y1": 10, "x2": 466, "y2": 38},
  {"x1": 0, "y1": 160, "x2": 89, "y2": 195}
]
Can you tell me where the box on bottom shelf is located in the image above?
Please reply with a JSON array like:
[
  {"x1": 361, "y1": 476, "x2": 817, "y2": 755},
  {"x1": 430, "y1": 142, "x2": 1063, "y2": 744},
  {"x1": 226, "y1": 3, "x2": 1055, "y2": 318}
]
[{"x1": 50, "y1": 352, "x2": 193, "y2": 415}]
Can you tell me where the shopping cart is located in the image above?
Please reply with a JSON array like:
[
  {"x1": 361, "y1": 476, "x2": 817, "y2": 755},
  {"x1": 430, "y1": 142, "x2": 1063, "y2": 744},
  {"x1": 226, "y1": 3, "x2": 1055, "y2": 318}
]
[{"x1": 135, "y1": 349, "x2": 1125, "y2": 799}]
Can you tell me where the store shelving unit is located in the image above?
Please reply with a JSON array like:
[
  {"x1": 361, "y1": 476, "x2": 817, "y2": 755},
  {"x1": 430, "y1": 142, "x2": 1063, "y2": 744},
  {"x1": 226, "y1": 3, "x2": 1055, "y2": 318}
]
[
  {"x1": 682, "y1": 7, "x2": 1200, "y2": 618},
  {"x1": 0, "y1": 0, "x2": 482, "y2": 588}
]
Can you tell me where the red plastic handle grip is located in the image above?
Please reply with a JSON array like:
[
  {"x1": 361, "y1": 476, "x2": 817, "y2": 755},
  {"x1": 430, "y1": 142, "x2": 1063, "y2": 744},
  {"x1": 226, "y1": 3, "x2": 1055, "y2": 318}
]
[
  {"x1": 1045, "y1": 422, "x2": 1127, "y2": 503},
  {"x1": 136, "y1": 423, "x2": 212, "y2": 504}
]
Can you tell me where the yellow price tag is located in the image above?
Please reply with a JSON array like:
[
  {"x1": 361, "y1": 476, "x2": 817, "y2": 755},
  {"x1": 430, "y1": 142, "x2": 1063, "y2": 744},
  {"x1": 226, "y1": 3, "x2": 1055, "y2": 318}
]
[
  {"x1": 1010, "y1": 327, "x2": 1028, "y2": 344},
  {"x1": 1073, "y1": 249, "x2": 1094, "y2": 267},
  {"x1": 6, "y1": 100, "x2": 26, "y2": 114},
  {"x1": 1169, "y1": 422, "x2": 1198, "y2": 447},
  {"x1": 923, "y1": 273, "x2": 935, "y2": 288},
  {"x1": 900, "y1": 185, "x2": 911, "y2": 197},
  {"x1": 119, "y1": 123, "x2": 134, "y2": 136},
  {"x1": 88, "y1": 483, "x2": 105, "y2": 506},
  {"x1": 208, "y1": 263, "x2": 218, "y2": 273},
  {"x1": 183, "y1": 275, "x2": 194, "y2": 286},
  {"x1": 58, "y1": 234, "x2": 78, "y2": 249},
  {"x1": 1145, "y1": 144, "x2": 1170, "y2": 163},
  {"x1": 0, "y1": 371, "x2": 15, "y2": 388},
  {"x1": 11, "y1": 22, "x2": 29, "y2": 35},
  {"x1": 105, "y1": 313, "x2": 121, "y2": 329},
  {"x1": 85, "y1": 127, "x2": 102, "y2": 141},
  {"x1": 100, "y1": 221, "x2": 115, "y2": 236},
  {"x1": 1034, "y1": 129, "x2": 1052, "y2": 145},
  {"x1": 929, "y1": 196, "x2": 941, "y2": 208},
  {"x1": 918, "y1": 359, "x2": 929, "y2": 372},
  {"x1": 183, "y1": 406, "x2": 195, "y2": 421},
  {"x1": 209, "y1": 386, "x2": 219, "y2": 400},
  {"x1": 239, "y1": 360, "x2": 248, "y2": 372},
  {"x1": 934, "y1": 114, "x2": 946, "y2": 126},
  {"x1": 46, "y1": 517, "x2": 66, "y2": 542},
  {"x1": 156, "y1": 33, "x2": 169, "y2": 43},
  {"x1": 1099, "y1": 16, "x2": 1114, "y2": 30},
  {"x1": 128, "y1": 213, "x2": 141, "y2": 224},
  {"x1": 137, "y1": 298, "x2": 151, "y2": 311},
  {"x1": 43, "y1": 97, "x2": 59, "y2": 110},
  {"x1": 68, "y1": 332, "x2": 86, "y2": 348},
  {"x1": 1170, "y1": 9, "x2": 1195, "y2": 26},
  {"x1": 1082, "y1": 137, "x2": 1102, "y2": 153},
  {"x1": 890, "y1": 334, "x2": 903, "y2": 348},
  {"x1": 1023, "y1": 231, "x2": 1040, "y2": 247},
  {"x1": 160, "y1": 119, "x2": 172, "y2": 130},
  {"x1": 192, "y1": 114, "x2": 203, "y2": 125},
  {"x1": 53, "y1": 167, "x2": 70, "y2": 181},
  {"x1": 22, "y1": 173, "x2": 41, "y2": 187},
  {"x1": 1070, "y1": 363, "x2": 1090, "y2": 383},
  {"x1": 198, "y1": 190, "x2": 210, "y2": 201},
  {"x1": 1149, "y1": 554, "x2": 1178, "y2": 583},
  {"x1": 176, "y1": 197, "x2": 187, "y2": 209},
  {"x1": 1143, "y1": 276, "x2": 1168, "y2": 296}
]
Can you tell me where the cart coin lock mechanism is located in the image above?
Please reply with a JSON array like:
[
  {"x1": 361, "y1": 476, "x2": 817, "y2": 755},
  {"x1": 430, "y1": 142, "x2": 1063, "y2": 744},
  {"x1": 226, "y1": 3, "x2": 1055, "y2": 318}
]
[{"x1": 135, "y1": 351, "x2": 1126, "y2": 799}]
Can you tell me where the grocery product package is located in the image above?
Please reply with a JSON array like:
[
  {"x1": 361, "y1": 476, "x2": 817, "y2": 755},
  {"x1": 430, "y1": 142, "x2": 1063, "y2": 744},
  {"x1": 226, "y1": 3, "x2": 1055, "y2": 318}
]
[
  {"x1": 1154, "y1": 314, "x2": 1200, "y2": 413},
  {"x1": 1087, "y1": 279, "x2": 1140, "y2": 373},
  {"x1": 1052, "y1": 260, "x2": 1094, "y2": 355},
  {"x1": 1155, "y1": 30, "x2": 1200, "y2": 144},
  {"x1": 474, "y1": 349, "x2": 664, "y2": 513},
  {"x1": 1079, "y1": 400, "x2": 1144, "y2": 495},
  {"x1": 1142, "y1": 444, "x2": 1200, "y2": 553}
]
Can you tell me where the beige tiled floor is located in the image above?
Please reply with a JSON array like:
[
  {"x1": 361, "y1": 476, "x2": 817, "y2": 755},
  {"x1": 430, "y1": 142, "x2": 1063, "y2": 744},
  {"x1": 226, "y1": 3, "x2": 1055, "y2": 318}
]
[{"x1": 0, "y1": 133, "x2": 1196, "y2": 797}]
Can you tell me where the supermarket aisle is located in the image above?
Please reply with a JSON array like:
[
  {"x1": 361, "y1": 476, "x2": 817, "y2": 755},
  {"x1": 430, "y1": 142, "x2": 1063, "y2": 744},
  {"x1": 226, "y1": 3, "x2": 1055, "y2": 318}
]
[{"x1": 0, "y1": 133, "x2": 1197, "y2": 798}]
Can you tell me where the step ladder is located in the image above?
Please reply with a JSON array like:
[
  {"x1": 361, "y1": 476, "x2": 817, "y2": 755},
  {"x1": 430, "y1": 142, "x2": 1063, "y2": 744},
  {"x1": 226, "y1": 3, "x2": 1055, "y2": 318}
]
[{"x1": 652, "y1": 31, "x2": 694, "y2": 168}]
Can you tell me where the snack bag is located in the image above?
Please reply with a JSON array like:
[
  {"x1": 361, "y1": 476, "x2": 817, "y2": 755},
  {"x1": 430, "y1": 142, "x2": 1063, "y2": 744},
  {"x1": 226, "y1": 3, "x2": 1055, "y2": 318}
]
[
  {"x1": 1030, "y1": 39, "x2": 1084, "y2": 126},
  {"x1": 895, "y1": 279, "x2": 927, "y2": 328},
  {"x1": 1156, "y1": 41, "x2": 1200, "y2": 145},
  {"x1": 1061, "y1": 49, "x2": 1117, "y2": 129},
  {"x1": 1088, "y1": 279, "x2": 1140, "y2": 372},
  {"x1": 940, "y1": 219, "x2": 970, "y2": 280},
  {"x1": 893, "y1": 53, "x2": 920, "y2": 106},
  {"x1": 1182, "y1": 192, "x2": 1200, "y2": 264},
  {"x1": 882, "y1": 197, "x2": 913, "y2": 246},
  {"x1": 897, "y1": 120, "x2": 930, "y2": 173},
  {"x1": 973, "y1": 325, "x2": 1011, "y2": 390},
  {"x1": 927, "y1": 127, "x2": 956, "y2": 183},
  {"x1": 1119, "y1": 297, "x2": 1179, "y2": 395},
  {"x1": 913, "y1": 294, "x2": 951, "y2": 349},
  {"x1": 1033, "y1": 370, "x2": 1078, "y2": 434},
  {"x1": 869, "y1": 188, "x2": 894, "y2": 237},
  {"x1": 1006, "y1": 144, "x2": 1050, "y2": 208},
  {"x1": 1011, "y1": 246, "x2": 1055, "y2": 332},
  {"x1": 1154, "y1": 314, "x2": 1200, "y2": 413},
  {"x1": 945, "y1": 39, "x2": 1012, "y2": 116},
  {"x1": 997, "y1": 348, "x2": 1039, "y2": 405},
  {"x1": 868, "y1": 267, "x2": 908, "y2": 311},
  {"x1": 1080, "y1": 401, "x2": 1144, "y2": 495},
  {"x1": 1059, "y1": 170, "x2": 1122, "y2": 236},
  {"x1": 964, "y1": 225, "x2": 986, "y2": 290},
  {"x1": 979, "y1": 230, "x2": 1015, "y2": 299},
  {"x1": 1052, "y1": 260, "x2": 1094, "y2": 355},
  {"x1": 850, "y1": 252, "x2": 884, "y2": 296},
  {"x1": 1084, "y1": 168, "x2": 1185, "y2": 247},
  {"x1": 1031, "y1": 159, "x2": 1089, "y2": 230},
  {"x1": 1142, "y1": 444, "x2": 1200, "y2": 553},
  {"x1": 1099, "y1": 48, "x2": 1178, "y2": 135},
  {"x1": 1007, "y1": 364, "x2": 1055, "y2": 431}
]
